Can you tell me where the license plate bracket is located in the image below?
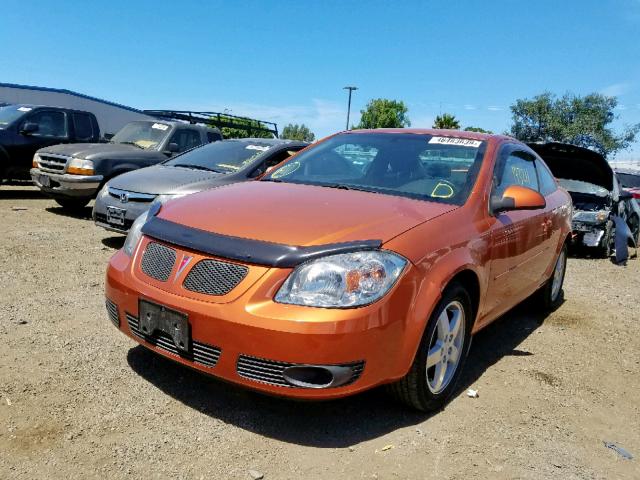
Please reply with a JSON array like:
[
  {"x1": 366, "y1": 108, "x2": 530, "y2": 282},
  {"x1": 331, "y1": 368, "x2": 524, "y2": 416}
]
[
  {"x1": 138, "y1": 299, "x2": 190, "y2": 352},
  {"x1": 106, "y1": 206, "x2": 126, "y2": 226},
  {"x1": 40, "y1": 175, "x2": 50, "y2": 188}
]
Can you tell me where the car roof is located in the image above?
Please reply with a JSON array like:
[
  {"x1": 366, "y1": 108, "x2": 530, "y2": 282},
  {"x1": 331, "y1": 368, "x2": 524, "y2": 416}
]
[
  {"x1": 226, "y1": 138, "x2": 309, "y2": 147},
  {"x1": 344, "y1": 128, "x2": 509, "y2": 142},
  {"x1": 613, "y1": 166, "x2": 640, "y2": 175},
  {"x1": 1, "y1": 103, "x2": 95, "y2": 114}
]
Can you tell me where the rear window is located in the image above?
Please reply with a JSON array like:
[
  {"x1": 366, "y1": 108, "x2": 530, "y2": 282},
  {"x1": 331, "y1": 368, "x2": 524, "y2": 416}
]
[
  {"x1": 267, "y1": 133, "x2": 487, "y2": 205},
  {"x1": 72, "y1": 113, "x2": 94, "y2": 141},
  {"x1": 617, "y1": 172, "x2": 640, "y2": 188}
]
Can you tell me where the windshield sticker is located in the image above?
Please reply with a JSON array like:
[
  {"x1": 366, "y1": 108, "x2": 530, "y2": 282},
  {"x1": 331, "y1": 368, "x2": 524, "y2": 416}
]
[
  {"x1": 246, "y1": 145, "x2": 270, "y2": 151},
  {"x1": 429, "y1": 137, "x2": 482, "y2": 148},
  {"x1": 431, "y1": 182, "x2": 455, "y2": 198},
  {"x1": 151, "y1": 123, "x2": 169, "y2": 131},
  {"x1": 18, "y1": 107, "x2": 33, "y2": 112},
  {"x1": 271, "y1": 161, "x2": 300, "y2": 178}
]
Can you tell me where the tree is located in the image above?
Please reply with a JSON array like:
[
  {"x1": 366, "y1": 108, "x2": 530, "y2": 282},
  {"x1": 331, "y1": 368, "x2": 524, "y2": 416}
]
[
  {"x1": 464, "y1": 126, "x2": 493, "y2": 134},
  {"x1": 355, "y1": 99, "x2": 410, "y2": 129},
  {"x1": 208, "y1": 115, "x2": 275, "y2": 139},
  {"x1": 280, "y1": 123, "x2": 315, "y2": 142},
  {"x1": 509, "y1": 92, "x2": 640, "y2": 156},
  {"x1": 433, "y1": 113, "x2": 460, "y2": 130}
]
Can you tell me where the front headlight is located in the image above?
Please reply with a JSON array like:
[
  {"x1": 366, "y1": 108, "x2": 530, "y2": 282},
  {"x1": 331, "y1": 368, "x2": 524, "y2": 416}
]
[
  {"x1": 123, "y1": 210, "x2": 150, "y2": 256},
  {"x1": 32, "y1": 153, "x2": 40, "y2": 168},
  {"x1": 97, "y1": 184, "x2": 110, "y2": 199},
  {"x1": 275, "y1": 251, "x2": 407, "y2": 308},
  {"x1": 573, "y1": 210, "x2": 608, "y2": 224},
  {"x1": 67, "y1": 157, "x2": 95, "y2": 175}
]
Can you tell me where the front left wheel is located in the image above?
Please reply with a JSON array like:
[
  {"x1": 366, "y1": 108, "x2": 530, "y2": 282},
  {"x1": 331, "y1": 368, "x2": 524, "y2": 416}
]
[{"x1": 387, "y1": 282, "x2": 473, "y2": 411}]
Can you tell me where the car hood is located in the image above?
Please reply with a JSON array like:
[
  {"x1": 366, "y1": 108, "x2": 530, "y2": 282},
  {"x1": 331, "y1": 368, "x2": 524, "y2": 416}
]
[
  {"x1": 156, "y1": 181, "x2": 457, "y2": 247},
  {"x1": 38, "y1": 142, "x2": 162, "y2": 161},
  {"x1": 528, "y1": 142, "x2": 613, "y2": 191},
  {"x1": 108, "y1": 165, "x2": 226, "y2": 195}
]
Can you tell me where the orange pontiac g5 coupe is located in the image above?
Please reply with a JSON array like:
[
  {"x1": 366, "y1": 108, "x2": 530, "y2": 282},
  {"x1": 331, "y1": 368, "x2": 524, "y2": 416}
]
[{"x1": 105, "y1": 129, "x2": 572, "y2": 410}]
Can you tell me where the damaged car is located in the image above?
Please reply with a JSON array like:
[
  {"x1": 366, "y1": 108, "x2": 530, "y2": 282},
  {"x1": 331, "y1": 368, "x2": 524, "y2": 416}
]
[{"x1": 529, "y1": 142, "x2": 639, "y2": 259}]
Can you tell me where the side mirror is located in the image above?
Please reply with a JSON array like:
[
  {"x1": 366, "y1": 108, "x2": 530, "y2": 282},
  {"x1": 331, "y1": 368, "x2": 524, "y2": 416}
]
[
  {"x1": 491, "y1": 185, "x2": 546, "y2": 214},
  {"x1": 20, "y1": 122, "x2": 38, "y2": 135},
  {"x1": 167, "y1": 142, "x2": 179, "y2": 153}
]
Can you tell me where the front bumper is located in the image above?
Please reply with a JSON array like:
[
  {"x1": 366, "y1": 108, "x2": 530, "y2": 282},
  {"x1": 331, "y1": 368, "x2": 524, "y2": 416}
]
[
  {"x1": 571, "y1": 220, "x2": 607, "y2": 247},
  {"x1": 93, "y1": 193, "x2": 153, "y2": 234},
  {"x1": 31, "y1": 168, "x2": 103, "y2": 198},
  {"x1": 105, "y1": 243, "x2": 417, "y2": 399}
]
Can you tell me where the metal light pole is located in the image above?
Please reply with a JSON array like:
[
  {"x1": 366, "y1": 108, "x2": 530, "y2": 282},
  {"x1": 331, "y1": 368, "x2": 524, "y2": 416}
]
[{"x1": 343, "y1": 86, "x2": 358, "y2": 130}]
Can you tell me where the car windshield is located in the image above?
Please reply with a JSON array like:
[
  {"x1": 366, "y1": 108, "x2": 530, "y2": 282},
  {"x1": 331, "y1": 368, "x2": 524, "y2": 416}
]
[
  {"x1": 264, "y1": 133, "x2": 486, "y2": 205},
  {"x1": 111, "y1": 121, "x2": 171, "y2": 149},
  {"x1": 0, "y1": 105, "x2": 30, "y2": 129},
  {"x1": 165, "y1": 140, "x2": 272, "y2": 172},
  {"x1": 558, "y1": 178, "x2": 609, "y2": 197},
  {"x1": 616, "y1": 172, "x2": 640, "y2": 188}
]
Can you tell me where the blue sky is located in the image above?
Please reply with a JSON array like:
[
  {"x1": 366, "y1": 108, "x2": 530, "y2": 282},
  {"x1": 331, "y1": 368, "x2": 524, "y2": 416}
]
[{"x1": 1, "y1": 0, "x2": 640, "y2": 158}]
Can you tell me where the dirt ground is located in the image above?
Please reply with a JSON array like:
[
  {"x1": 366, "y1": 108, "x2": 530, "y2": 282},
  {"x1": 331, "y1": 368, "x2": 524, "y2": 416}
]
[{"x1": 1, "y1": 185, "x2": 639, "y2": 480}]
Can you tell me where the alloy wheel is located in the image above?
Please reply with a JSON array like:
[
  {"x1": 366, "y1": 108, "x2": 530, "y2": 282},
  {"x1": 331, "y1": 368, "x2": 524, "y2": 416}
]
[{"x1": 426, "y1": 301, "x2": 465, "y2": 394}]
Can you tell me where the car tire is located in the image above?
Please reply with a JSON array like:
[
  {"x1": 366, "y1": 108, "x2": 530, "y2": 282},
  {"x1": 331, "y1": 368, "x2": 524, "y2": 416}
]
[
  {"x1": 538, "y1": 243, "x2": 568, "y2": 311},
  {"x1": 54, "y1": 197, "x2": 90, "y2": 211},
  {"x1": 387, "y1": 282, "x2": 473, "y2": 412},
  {"x1": 596, "y1": 221, "x2": 615, "y2": 258}
]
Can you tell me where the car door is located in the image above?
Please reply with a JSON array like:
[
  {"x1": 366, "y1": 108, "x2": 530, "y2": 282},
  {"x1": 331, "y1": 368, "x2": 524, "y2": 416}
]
[
  {"x1": 484, "y1": 145, "x2": 545, "y2": 317},
  {"x1": 13, "y1": 109, "x2": 69, "y2": 171}
]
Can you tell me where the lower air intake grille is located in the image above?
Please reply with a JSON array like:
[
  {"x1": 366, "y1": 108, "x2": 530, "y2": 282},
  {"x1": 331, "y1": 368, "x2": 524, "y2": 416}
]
[
  {"x1": 141, "y1": 242, "x2": 176, "y2": 282},
  {"x1": 236, "y1": 355, "x2": 365, "y2": 388},
  {"x1": 126, "y1": 314, "x2": 221, "y2": 368},
  {"x1": 183, "y1": 259, "x2": 248, "y2": 296},
  {"x1": 105, "y1": 299, "x2": 119, "y2": 327}
]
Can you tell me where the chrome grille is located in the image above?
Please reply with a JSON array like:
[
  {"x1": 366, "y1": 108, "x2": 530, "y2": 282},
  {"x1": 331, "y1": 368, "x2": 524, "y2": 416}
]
[
  {"x1": 183, "y1": 259, "x2": 248, "y2": 296},
  {"x1": 105, "y1": 299, "x2": 119, "y2": 327},
  {"x1": 126, "y1": 313, "x2": 220, "y2": 368},
  {"x1": 38, "y1": 153, "x2": 69, "y2": 172},
  {"x1": 141, "y1": 242, "x2": 176, "y2": 282},
  {"x1": 108, "y1": 187, "x2": 157, "y2": 203},
  {"x1": 237, "y1": 355, "x2": 365, "y2": 388}
]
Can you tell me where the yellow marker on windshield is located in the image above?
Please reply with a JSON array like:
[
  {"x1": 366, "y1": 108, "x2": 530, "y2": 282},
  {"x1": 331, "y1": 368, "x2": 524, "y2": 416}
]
[{"x1": 431, "y1": 182, "x2": 454, "y2": 198}]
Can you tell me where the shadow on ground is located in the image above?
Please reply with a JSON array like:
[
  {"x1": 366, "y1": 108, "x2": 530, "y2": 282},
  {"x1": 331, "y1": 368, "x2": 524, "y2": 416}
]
[
  {"x1": 0, "y1": 187, "x2": 47, "y2": 200},
  {"x1": 45, "y1": 206, "x2": 93, "y2": 220},
  {"x1": 127, "y1": 296, "x2": 557, "y2": 447},
  {"x1": 102, "y1": 236, "x2": 125, "y2": 249}
]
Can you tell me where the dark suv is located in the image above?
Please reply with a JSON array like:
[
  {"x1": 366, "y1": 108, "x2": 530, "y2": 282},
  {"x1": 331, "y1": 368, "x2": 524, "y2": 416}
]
[
  {"x1": 0, "y1": 104, "x2": 100, "y2": 183},
  {"x1": 31, "y1": 120, "x2": 222, "y2": 209}
]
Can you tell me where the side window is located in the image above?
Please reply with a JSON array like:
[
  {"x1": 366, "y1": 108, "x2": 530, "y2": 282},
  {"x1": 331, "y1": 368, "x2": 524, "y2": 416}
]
[
  {"x1": 170, "y1": 129, "x2": 202, "y2": 152},
  {"x1": 207, "y1": 131, "x2": 221, "y2": 143},
  {"x1": 493, "y1": 149, "x2": 539, "y2": 197},
  {"x1": 535, "y1": 159, "x2": 557, "y2": 196},
  {"x1": 72, "y1": 113, "x2": 94, "y2": 141},
  {"x1": 250, "y1": 148, "x2": 293, "y2": 178},
  {"x1": 24, "y1": 110, "x2": 67, "y2": 138}
]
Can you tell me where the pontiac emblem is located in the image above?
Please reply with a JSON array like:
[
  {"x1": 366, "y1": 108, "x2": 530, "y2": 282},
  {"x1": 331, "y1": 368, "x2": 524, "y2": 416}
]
[{"x1": 176, "y1": 255, "x2": 193, "y2": 280}]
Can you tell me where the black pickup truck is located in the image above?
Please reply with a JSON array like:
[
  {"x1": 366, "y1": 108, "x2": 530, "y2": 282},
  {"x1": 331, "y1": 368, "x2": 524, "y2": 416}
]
[
  {"x1": 0, "y1": 104, "x2": 100, "y2": 183},
  {"x1": 31, "y1": 119, "x2": 222, "y2": 209}
]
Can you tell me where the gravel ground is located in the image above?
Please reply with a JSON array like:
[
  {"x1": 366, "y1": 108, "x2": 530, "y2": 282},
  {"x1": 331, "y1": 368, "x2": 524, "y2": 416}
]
[{"x1": 1, "y1": 185, "x2": 639, "y2": 480}]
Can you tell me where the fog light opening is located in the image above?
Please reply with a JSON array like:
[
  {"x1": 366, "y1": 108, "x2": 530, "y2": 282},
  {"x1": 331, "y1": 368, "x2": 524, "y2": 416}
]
[{"x1": 283, "y1": 365, "x2": 353, "y2": 389}]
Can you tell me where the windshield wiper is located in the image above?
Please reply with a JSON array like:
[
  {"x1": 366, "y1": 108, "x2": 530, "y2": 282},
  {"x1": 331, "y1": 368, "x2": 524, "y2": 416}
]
[
  {"x1": 172, "y1": 164, "x2": 222, "y2": 173},
  {"x1": 261, "y1": 177, "x2": 283, "y2": 182},
  {"x1": 119, "y1": 141, "x2": 144, "y2": 149}
]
